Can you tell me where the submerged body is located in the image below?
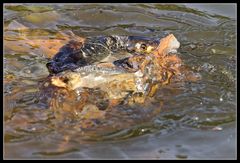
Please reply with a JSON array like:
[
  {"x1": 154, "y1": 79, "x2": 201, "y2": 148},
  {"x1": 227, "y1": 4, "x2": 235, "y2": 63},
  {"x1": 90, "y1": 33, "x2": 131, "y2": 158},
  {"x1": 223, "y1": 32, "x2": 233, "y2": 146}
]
[
  {"x1": 47, "y1": 34, "x2": 186, "y2": 112},
  {"x1": 40, "y1": 34, "x2": 201, "y2": 129}
]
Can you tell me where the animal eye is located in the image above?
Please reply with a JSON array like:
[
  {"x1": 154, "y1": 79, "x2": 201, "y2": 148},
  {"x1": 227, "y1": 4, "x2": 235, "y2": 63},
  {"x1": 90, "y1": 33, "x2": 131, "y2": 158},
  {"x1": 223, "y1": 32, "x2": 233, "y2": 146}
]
[{"x1": 140, "y1": 44, "x2": 147, "y2": 50}]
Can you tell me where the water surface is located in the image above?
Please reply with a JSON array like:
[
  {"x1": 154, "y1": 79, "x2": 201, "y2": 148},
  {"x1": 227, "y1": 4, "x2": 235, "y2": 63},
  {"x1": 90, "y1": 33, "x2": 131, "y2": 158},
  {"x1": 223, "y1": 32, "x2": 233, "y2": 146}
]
[{"x1": 3, "y1": 3, "x2": 236, "y2": 159}]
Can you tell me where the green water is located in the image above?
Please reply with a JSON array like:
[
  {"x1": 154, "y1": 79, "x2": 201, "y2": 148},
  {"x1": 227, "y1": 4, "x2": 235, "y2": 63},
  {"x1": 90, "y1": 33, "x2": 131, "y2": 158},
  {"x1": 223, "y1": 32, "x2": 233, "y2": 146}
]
[{"x1": 3, "y1": 3, "x2": 236, "y2": 159}]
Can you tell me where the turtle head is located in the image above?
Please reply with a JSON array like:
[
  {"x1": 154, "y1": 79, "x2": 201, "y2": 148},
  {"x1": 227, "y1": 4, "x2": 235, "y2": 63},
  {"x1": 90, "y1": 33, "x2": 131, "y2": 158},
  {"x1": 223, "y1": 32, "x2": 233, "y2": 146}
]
[{"x1": 126, "y1": 36, "x2": 159, "y2": 54}]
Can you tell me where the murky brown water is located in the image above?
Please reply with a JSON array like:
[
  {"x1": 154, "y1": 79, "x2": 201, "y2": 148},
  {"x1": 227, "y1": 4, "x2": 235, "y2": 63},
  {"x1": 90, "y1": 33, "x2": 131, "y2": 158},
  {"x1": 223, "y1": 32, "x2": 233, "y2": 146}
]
[{"x1": 3, "y1": 3, "x2": 236, "y2": 159}]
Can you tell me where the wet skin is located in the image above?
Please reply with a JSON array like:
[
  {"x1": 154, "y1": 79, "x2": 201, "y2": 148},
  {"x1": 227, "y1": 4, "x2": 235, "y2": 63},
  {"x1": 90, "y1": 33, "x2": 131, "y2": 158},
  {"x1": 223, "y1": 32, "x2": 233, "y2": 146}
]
[
  {"x1": 46, "y1": 34, "x2": 185, "y2": 111},
  {"x1": 46, "y1": 35, "x2": 159, "y2": 74}
]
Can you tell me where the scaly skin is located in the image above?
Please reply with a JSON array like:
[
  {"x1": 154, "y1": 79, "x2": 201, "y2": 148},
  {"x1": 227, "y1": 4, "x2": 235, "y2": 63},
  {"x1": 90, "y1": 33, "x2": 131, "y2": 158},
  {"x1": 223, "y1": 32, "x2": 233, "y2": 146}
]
[
  {"x1": 38, "y1": 34, "x2": 203, "y2": 131},
  {"x1": 46, "y1": 35, "x2": 159, "y2": 74},
  {"x1": 47, "y1": 34, "x2": 201, "y2": 117},
  {"x1": 48, "y1": 34, "x2": 183, "y2": 112}
]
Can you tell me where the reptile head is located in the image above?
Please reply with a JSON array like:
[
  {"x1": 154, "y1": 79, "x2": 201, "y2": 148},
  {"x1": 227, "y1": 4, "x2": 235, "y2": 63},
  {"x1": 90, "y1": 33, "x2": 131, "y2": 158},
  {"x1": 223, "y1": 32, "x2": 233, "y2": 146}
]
[{"x1": 126, "y1": 36, "x2": 159, "y2": 54}]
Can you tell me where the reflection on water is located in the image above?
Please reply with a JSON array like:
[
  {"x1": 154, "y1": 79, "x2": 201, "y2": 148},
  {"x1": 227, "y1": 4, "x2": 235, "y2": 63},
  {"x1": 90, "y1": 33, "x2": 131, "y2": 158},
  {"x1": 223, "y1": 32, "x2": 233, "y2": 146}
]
[{"x1": 3, "y1": 3, "x2": 236, "y2": 159}]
